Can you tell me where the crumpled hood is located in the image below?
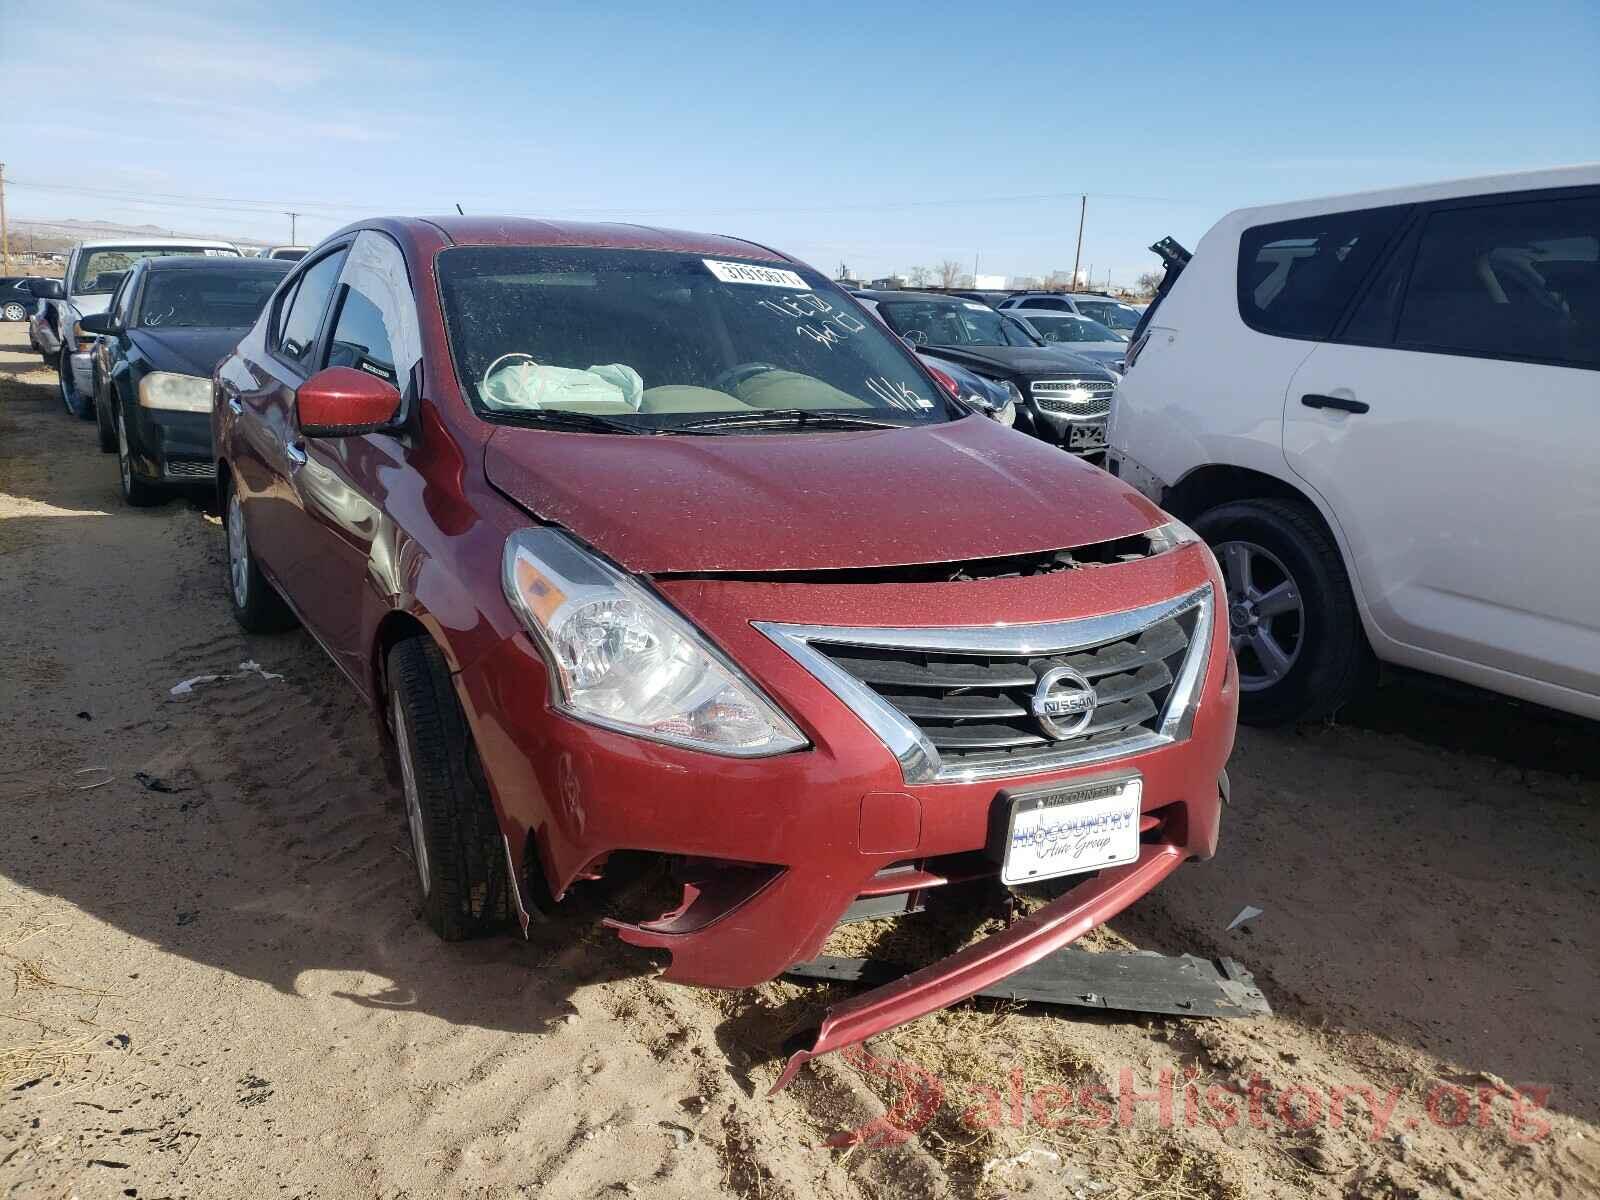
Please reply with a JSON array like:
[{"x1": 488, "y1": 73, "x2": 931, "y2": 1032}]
[
  {"x1": 129, "y1": 327, "x2": 247, "y2": 377},
  {"x1": 923, "y1": 343, "x2": 1113, "y2": 380},
  {"x1": 484, "y1": 415, "x2": 1167, "y2": 574}
]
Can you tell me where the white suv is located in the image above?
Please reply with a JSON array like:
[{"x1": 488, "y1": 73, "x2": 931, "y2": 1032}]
[{"x1": 1109, "y1": 165, "x2": 1599, "y2": 724}]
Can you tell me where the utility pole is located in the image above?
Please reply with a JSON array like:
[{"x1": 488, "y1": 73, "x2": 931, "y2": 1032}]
[
  {"x1": 1071, "y1": 194, "x2": 1086, "y2": 289},
  {"x1": 0, "y1": 162, "x2": 10, "y2": 275},
  {"x1": 285, "y1": 211, "x2": 300, "y2": 244}
]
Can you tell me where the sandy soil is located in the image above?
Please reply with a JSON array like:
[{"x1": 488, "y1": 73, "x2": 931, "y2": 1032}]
[{"x1": 1, "y1": 318, "x2": 1597, "y2": 1200}]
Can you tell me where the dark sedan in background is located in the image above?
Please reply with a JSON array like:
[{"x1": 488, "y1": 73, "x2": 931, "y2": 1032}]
[
  {"x1": 82, "y1": 255, "x2": 290, "y2": 505},
  {"x1": 852, "y1": 290, "x2": 1118, "y2": 459},
  {"x1": 2, "y1": 276, "x2": 49, "y2": 323}
]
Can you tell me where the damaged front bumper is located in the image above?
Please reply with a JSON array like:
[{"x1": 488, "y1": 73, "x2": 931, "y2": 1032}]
[
  {"x1": 453, "y1": 541, "x2": 1236, "y2": 1077},
  {"x1": 773, "y1": 840, "x2": 1188, "y2": 1091}
]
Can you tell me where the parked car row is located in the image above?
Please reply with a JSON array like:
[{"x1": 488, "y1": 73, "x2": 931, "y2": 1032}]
[
  {"x1": 852, "y1": 289, "x2": 1121, "y2": 458},
  {"x1": 39, "y1": 165, "x2": 1592, "y2": 1083}
]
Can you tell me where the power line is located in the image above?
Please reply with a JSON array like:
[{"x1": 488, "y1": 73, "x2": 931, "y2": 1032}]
[{"x1": 6, "y1": 175, "x2": 1197, "y2": 221}]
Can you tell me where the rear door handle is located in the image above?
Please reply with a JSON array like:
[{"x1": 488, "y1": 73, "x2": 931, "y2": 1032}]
[
  {"x1": 1301, "y1": 393, "x2": 1369, "y2": 414},
  {"x1": 285, "y1": 444, "x2": 307, "y2": 470},
  {"x1": 227, "y1": 397, "x2": 243, "y2": 416}
]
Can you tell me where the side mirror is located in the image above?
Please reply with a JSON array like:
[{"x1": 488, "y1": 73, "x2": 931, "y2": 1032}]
[
  {"x1": 32, "y1": 278, "x2": 65, "y2": 301},
  {"x1": 79, "y1": 313, "x2": 116, "y2": 335},
  {"x1": 297, "y1": 366, "x2": 402, "y2": 437}
]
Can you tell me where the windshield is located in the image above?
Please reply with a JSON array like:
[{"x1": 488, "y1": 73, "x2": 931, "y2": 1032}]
[
  {"x1": 73, "y1": 246, "x2": 240, "y2": 295},
  {"x1": 438, "y1": 248, "x2": 957, "y2": 431},
  {"x1": 875, "y1": 298, "x2": 1039, "y2": 348},
  {"x1": 136, "y1": 267, "x2": 287, "y2": 329},
  {"x1": 1071, "y1": 299, "x2": 1141, "y2": 332},
  {"x1": 1019, "y1": 311, "x2": 1125, "y2": 343}
]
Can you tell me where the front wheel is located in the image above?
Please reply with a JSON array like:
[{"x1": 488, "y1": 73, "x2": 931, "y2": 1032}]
[
  {"x1": 221, "y1": 475, "x2": 298, "y2": 632},
  {"x1": 115, "y1": 405, "x2": 164, "y2": 507},
  {"x1": 1193, "y1": 498, "x2": 1371, "y2": 725},
  {"x1": 387, "y1": 637, "x2": 506, "y2": 941}
]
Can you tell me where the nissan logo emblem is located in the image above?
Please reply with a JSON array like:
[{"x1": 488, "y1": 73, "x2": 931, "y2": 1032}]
[{"x1": 1031, "y1": 665, "x2": 1098, "y2": 739}]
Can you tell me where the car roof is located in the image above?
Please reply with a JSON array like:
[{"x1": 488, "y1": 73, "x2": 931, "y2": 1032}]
[
  {"x1": 76, "y1": 237, "x2": 239, "y2": 251},
  {"x1": 853, "y1": 289, "x2": 978, "y2": 303},
  {"x1": 1011, "y1": 307, "x2": 1091, "y2": 319},
  {"x1": 406, "y1": 216, "x2": 788, "y2": 262},
  {"x1": 140, "y1": 255, "x2": 291, "y2": 274},
  {"x1": 1218, "y1": 163, "x2": 1599, "y2": 229}
]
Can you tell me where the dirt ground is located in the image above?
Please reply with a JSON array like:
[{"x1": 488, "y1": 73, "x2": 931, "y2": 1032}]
[{"x1": 1, "y1": 318, "x2": 1597, "y2": 1200}]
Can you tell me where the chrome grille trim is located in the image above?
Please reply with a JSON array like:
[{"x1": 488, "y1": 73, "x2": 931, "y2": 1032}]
[
  {"x1": 756, "y1": 585, "x2": 1213, "y2": 785},
  {"x1": 1030, "y1": 378, "x2": 1115, "y2": 419}
]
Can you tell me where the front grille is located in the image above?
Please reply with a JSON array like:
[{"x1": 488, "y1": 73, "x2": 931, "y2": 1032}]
[
  {"x1": 1030, "y1": 378, "x2": 1115, "y2": 419},
  {"x1": 758, "y1": 587, "x2": 1213, "y2": 784},
  {"x1": 163, "y1": 459, "x2": 215, "y2": 479}
]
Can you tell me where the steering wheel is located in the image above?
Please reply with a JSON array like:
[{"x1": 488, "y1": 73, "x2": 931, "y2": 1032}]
[
  {"x1": 901, "y1": 330, "x2": 928, "y2": 347},
  {"x1": 710, "y1": 361, "x2": 782, "y2": 393}
]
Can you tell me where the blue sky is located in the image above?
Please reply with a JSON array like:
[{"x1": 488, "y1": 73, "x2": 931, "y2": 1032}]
[{"x1": 3, "y1": 0, "x2": 1596, "y2": 285}]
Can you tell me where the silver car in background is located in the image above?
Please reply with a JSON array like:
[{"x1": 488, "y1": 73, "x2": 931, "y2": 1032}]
[{"x1": 1007, "y1": 308, "x2": 1130, "y2": 375}]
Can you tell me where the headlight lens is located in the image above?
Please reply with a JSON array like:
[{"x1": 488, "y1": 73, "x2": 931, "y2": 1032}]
[
  {"x1": 138, "y1": 372, "x2": 212, "y2": 412},
  {"x1": 502, "y1": 528, "x2": 807, "y2": 756},
  {"x1": 1146, "y1": 519, "x2": 1201, "y2": 556}
]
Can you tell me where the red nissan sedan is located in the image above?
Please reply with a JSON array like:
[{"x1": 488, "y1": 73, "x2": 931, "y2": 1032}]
[{"x1": 212, "y1": 218, "x2": 1237, "y2": 1086}]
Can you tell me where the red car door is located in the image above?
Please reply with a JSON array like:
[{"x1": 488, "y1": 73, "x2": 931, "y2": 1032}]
[
  {"x1": 286, "y1": 231, "x2": 424, "y2": 688},
  {"x1": 230, "y1": 246, "x2": 350, "y2": 623}
]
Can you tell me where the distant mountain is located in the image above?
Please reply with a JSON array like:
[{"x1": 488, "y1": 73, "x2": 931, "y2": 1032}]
[{"x1": 10, "y1": 216, "x2": 271, "y2": 250}]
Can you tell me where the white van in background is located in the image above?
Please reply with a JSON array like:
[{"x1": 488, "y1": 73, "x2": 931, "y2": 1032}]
[{"x1": 1109, "y1": 165, "x2": 1599, "y2": 725}]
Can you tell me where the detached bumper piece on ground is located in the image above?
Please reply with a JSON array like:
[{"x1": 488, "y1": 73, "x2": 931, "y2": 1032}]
[{"x1": 786, "y1": 948, "x2": 1270, "y2": 1018}]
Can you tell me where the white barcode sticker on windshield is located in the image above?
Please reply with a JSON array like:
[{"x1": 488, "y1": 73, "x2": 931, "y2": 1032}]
[{"x1": 703, "y1": 259, "x2": 809, "y2": 289}]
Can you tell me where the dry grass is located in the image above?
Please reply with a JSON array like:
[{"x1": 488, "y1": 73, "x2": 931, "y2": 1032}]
[{"x1": 0, "y1": 899, "x2": 118, "y2": 1089}]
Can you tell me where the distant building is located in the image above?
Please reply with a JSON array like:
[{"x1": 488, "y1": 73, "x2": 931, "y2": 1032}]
[{"x1": 867, "y1": 275, "x2": 905, "y2": 290}]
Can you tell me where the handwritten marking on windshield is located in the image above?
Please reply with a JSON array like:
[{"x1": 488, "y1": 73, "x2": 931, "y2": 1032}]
[
  {"x1": 759, "y1": 293, "x2": 868, "y2": 351},
  {"x1": 866, "y1": 377, "x2": 933, "y2": 412}
]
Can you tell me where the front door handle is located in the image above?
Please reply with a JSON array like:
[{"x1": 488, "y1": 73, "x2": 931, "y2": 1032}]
[
  {"x1": 285, "y1": 443, "x2": 307, "y2": 470},
  {"x1": 227, "y1": 397, "x2": 243, "y2": 417},
  {"x1": 1301, "y1": 393, "x2": 1369, "y2": 414}
]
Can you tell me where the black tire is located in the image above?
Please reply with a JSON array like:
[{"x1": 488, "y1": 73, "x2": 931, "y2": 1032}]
[
  {"x1": 387, "y1": 637, "x2": 507, "y2": 941},
  {"x1": 95, "y1": 380, "x2": 116, "y2": 452},
  {"x1": 1194, "y1": 498, "x2": 1371, "y2": 726},
  {"x1": 220, "y1": 473, "x2": 298, "y2": 633},
  {"x1": 115, "y1": 404, "x2": 165, "y2": 507}
]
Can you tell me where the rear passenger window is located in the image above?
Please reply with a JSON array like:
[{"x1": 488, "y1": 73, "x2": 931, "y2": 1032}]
[
  {"x1": 1237, "y1": 205, "x2": 1410, "y2": 339},
  {"x1": 1395, "y1": 194, "x2": 1599, "y2": 369},
  {"x1": 277, "y1": 250, "x2": 347, "y2": 367}
]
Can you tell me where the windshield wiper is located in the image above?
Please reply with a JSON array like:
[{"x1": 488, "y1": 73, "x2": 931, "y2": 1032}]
[
  {"x1": 491, "y1": 409, "x2": 640, "y2": 435},
  {"x1": 673, "y1": 409, "x2": 912, "y2": 433}
]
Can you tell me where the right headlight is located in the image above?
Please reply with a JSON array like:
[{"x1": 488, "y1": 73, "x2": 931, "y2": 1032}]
[
  {"x1": 139, "y1": 371, "x2": 212, "y2": 412},
  {"x1": 502, "y1": 528, "x2": 808, "y2": 757}
]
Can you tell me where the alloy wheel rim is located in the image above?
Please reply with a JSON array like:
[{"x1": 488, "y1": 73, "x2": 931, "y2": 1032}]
[
  {"x1": 3, "y1": 304, "x2": 22, "y2": 322},
  {"x1": 226, "y1": 490, "x2": 249, "y2": 608},
  {"x1": 1214, "y1": 539, "x2": 1305, "y2": 691},
  {"x1": 392, "y1": 704, "x2": 432, "y2": 895},
  {"x1": 116, "y1": 411, "x2": 132, "y2": 495}
]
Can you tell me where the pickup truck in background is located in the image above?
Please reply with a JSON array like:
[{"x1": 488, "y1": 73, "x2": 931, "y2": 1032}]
[{"x1": 30, "y1": 237, "x2": 240, "y2": 418}]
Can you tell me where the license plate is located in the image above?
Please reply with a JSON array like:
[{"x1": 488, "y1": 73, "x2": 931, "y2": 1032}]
[
  {"x1": 1000, "y1": 776, "x2": 1143, "y2": 885},
  {"x1": 1069, "y1": 423, "x2": 1108, "y2": 449}
]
